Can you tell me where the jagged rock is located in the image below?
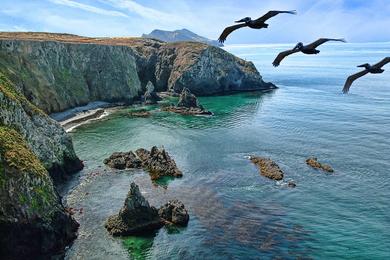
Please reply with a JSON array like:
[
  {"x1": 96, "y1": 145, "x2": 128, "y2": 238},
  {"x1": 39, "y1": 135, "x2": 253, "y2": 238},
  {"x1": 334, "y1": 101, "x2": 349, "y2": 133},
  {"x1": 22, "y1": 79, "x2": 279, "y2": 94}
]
[
  {"x1": 0, "y1": 127, "x2": 79, "y2": 259},
  {"x1": 137, "y1": 146, "x2": 183, "y2": 180},
  {"x1": 104, "y1": 147, "x2": 182, "y2": 180},
  {"x1": 128, "y1": 110, "x2": 151, "y2": 117},
  {"x1": 144, "y1": 81, "x2": 161, "y2": 105},
  {"x1": 103, "y1": 152, "x2": 142, "y2": 169},
  {"x1": 177, "y1": 87, "x2": 200, "y2": 108},
  {"x1": 306, "y1": 157, "x2": 334, "y2": 173},
  {"x1": 105, "y1": 183, "x2": 163, "y2": 236},
  {"x1": 158, "y1": 200, "x2": 189, "y2": 226},
  {"x1": 162, "y1": 88, "x2": 213, "y2": 116},
  {"x1": 250, "y1": 156, "x2": 284, "y2": 181}
]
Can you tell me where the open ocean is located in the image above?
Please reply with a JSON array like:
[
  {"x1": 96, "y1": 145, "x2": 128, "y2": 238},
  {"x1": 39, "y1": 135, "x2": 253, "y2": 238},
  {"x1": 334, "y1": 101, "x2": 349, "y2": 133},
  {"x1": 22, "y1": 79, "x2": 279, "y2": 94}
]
[{"x1": 65, "y1": 42, "x2": 390, "y2": 259}]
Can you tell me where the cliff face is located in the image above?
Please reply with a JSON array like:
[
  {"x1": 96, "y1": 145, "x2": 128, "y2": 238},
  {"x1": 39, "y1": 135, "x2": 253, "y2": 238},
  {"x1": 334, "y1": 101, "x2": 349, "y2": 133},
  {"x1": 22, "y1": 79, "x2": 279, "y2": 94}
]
[
  {"x1": 0, "y1": 72, "x2": 83, "y2": 183},
  {"x1": 0, "y1": 126, "x2": 78, "y2": 259},
  {"x1": 142, "y1": 28, "x2": 223, "y2": 47},
  {"x1": 0, "y1": 33, "x2": 275, "y2": 114}
]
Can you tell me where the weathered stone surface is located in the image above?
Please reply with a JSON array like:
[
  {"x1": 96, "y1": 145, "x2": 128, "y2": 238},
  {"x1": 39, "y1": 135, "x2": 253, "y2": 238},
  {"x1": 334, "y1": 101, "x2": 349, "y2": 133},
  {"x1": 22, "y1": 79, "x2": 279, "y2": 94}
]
[
  {"x1": 162, "y1": 87, "x2": 212, "y2": 115},
  {"x1": 128, "y1": 110, "x2": 151, "y2": 117},
  {"x1": 0, "y1": 126, "x2": 79, "y2": 259},
  {"x1": 306, "y1": 157, "x2": 334, "y2": 173},
  {"x1": 250, "y1": 156, "x2": 284, "y2": 181},
  {"x1": 144, "y1": 81, "x2": 161, "y2": 105},
  {"x1": 0, "y1": 73, "x2": 83, "y2": 184},
  {"x1": 136, "y1": 146, "x2": 183, "y2": 180},
  {"x1": 0, "y1": 32, "x2": 275, "y2": 114},
  {"x1": 158, "y1": 200, "x2": 189, "y2": 226},
  {"x1": 177, "y1": 87, "x2": 200, "y2": 108},
  {"x1": 105, "y1": 183, "x2": 163, "y2": 236},
  {"x1": 103, "y1": 152, "x2": 142, "y2": 169}
]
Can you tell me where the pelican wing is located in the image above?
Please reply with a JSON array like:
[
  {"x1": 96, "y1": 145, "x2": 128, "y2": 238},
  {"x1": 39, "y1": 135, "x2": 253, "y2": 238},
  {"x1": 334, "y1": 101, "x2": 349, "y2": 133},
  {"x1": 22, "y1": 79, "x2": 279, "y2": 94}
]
[
  {"x1": 373, "y1": 57, "x2": 390, "y2": 69},
  {"x1": 342, "y1": 70, "x2": 369, "y2": 93},
  {"x1": 218, "y1": 23, "x2": 248, "y2": 43},
  {"x1": 305, "y1": 38, "x2": 346, "y2": 49},
  {"x1": 254, "y1": 10, "x2": 297, "y2": 23},
  {"x1": 272, "y1": 48, "x2": 300, "y2": 67}
]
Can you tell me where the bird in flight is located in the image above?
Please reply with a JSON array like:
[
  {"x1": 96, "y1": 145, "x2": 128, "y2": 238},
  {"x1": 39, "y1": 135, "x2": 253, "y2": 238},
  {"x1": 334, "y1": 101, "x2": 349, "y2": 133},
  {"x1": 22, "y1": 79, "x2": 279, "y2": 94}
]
[
  {"x1": 342, "y1": 57, "x2": 390, "y2": 93},
  {"x1": 272, "y1": 38, "x2": 346, "y2": 67},
  {"x1": 218, "y1": 10, "x2": 297, "y2": 43}
]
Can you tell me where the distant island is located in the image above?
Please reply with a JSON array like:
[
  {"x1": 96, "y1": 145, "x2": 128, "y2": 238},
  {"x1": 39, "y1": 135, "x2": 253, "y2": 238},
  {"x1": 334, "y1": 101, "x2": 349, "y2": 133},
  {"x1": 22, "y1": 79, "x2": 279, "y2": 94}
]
[{"x1": 142, "y1": 28, "x2": 223, "y2": 47}]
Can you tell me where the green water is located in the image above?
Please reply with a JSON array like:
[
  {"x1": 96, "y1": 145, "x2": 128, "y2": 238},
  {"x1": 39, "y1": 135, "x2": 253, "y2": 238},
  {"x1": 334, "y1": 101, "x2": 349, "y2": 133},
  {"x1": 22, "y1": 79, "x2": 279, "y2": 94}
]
[{"x1": 66, "y1": 43, "x2": 390, "y2": 259}]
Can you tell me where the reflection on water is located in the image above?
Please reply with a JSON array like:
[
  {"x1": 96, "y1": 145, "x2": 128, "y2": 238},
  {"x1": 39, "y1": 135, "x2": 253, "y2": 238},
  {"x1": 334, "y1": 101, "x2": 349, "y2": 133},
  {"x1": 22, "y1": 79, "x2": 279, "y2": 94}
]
[{"x1": 67, "y1": 43, "x2": 390, "y2": 259}]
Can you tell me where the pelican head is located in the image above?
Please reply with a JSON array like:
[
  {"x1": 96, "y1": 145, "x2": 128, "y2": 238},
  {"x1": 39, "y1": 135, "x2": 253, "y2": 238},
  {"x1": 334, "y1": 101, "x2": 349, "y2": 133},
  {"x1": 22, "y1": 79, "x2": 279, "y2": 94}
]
[
  {"x1": 294, "y1": 42, "x2": 304, "y2": 50},
  {"x1": 235, "y1": 17, "x2": 252, "y2": 23},
  {"x1": 357, "y1": 63, "x2": 371, "y2": 69}
]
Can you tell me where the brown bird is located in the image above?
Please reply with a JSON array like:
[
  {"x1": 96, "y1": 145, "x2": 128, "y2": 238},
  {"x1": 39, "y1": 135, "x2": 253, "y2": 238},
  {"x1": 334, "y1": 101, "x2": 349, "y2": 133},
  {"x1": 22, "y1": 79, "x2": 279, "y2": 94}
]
[
  {"x1": 218, "y1": 10, "x2": 297, "y2": 43},
  {"x1": 343, "y1": 57, "x2": 390, "y2": 93},
  {"x1": 272, "y1": 38, "x2": 346, "y2": 67}
]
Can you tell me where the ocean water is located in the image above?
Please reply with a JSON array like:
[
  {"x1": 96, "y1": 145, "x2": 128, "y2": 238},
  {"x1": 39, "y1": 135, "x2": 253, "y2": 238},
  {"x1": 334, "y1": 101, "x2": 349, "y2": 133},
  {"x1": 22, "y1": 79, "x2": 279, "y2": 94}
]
[{"x1": 65, "y1": 43, "x2": 390, "y2": 259}]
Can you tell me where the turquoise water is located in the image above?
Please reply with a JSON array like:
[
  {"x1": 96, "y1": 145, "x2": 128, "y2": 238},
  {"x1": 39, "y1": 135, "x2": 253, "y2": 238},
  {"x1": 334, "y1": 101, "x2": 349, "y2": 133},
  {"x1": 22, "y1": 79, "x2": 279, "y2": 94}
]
[{"x1": 66, "y1": 43, "x2": 390, "y2": 259}]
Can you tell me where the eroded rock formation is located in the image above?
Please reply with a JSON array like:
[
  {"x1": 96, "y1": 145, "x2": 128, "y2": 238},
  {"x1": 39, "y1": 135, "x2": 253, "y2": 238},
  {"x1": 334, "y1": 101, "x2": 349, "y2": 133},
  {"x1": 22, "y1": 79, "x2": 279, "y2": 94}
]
[
  {"x1": 250, "y1": 156, "x2": 284, "y2": 181},
  {"x1": 306, "y1": 157, "x2": 334, "y2": 173}
]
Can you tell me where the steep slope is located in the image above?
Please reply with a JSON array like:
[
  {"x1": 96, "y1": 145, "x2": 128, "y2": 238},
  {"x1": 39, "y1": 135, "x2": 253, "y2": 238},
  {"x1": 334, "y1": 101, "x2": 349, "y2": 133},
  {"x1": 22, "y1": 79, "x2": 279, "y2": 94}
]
[
  {"x1": 0, "y1": 32, "x2": 275, "y2": 114},
  {"x1": 0, "y1": 126, "x2": 78, "y2": 259}
]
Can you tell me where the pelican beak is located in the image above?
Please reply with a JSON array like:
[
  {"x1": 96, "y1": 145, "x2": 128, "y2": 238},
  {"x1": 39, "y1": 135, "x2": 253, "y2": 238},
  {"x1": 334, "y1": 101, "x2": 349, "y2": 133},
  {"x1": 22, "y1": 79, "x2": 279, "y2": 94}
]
[
  {"x1": 235, "y1": 18, "x2": 246, "y2": 23},
  {"x1": 357, "y1": 64, "x2": 365, "y2": 68}
]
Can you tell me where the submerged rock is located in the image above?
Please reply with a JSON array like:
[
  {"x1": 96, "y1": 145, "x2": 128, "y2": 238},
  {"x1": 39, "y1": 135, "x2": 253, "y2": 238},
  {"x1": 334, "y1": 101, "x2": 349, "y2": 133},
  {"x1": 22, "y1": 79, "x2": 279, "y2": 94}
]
[
  {"x1": 105, "y1": 183, "x2": 163, "y2": 236},
  {"x1": 128, "y1": 109, "x2": 151, "y2": 117},
  {"x1": 306, "y1": 157, "x2": 334, "y2": 173},
  {"x1": 250, "y1": 156, "x2": 284, "y2": 181},
  {"x1": 158, "y1": 200, "x2": 189, "y2": 226},
  {"x1": 288, "y1": 181, "x2": 297, "y2": 188},
  {"x1": 144, "y1": 81, "x2": 161, "y2": 105},
  {"x1": 104, "y1": 147, "x2": 182, "y2": 180},
  {"x1": 162, "y1": 88, "x2": 212, "y2": 116}
]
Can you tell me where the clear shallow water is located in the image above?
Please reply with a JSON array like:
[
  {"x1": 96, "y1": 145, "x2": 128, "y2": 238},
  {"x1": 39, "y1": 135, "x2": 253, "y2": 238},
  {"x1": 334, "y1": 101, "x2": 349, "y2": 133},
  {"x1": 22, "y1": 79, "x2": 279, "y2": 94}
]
[{"x1": 65, "y1": 43, "x2": 390, "y2": 259}]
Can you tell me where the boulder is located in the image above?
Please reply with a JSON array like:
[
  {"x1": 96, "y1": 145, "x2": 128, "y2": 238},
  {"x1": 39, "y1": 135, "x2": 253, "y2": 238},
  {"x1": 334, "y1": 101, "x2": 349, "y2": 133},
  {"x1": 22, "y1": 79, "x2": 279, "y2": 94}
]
[
  {"x1": 144, "y1": 81, "x2": 161, "y2": 105},
  {"x1": 250, "y1": 156, "x2": 284, "y2": 181},
  {"x1": 103, "y1": 152, "x2": 142, "y2": 169},
  {"x1": 136, "y1": 146, "x2": 183, "y2": 180},
  {"x1": 306, "y1": 157, "x2": 334, "y2": 173},
  {"x1": 177, "y1": 87, "x2": 200, "y2": 108},
  {"x1": 105, "y1": 183, "x2": 163, "y2": 236},
  {"x1": 158, "y1": 200, "x2": 189, "y2": 226}
]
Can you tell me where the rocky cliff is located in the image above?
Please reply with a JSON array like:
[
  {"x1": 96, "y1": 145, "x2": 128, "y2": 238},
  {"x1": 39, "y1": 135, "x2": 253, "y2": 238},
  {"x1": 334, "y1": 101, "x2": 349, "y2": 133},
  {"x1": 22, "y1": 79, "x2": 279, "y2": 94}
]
[
  {"x1": 0, "y1": 32, "x2": 275, "y2": 114},
  {"x1": 0, "y1": 126, "x2": 78, "y2": 259}
]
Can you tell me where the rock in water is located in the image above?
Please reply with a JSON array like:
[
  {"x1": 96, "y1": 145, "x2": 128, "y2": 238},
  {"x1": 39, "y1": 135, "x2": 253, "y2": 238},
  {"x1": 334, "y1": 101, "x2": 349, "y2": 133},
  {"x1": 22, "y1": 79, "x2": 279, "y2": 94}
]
[
  {"x1": 0, "y1": 127, "x2": 79, "y2": 259},
  {"x1": 162, "y1": 88, "x2": 213, "y2": 116},
  {"x1": 103, "y1": 152, "x2": 142, "y2": 169},
  {"x1": 144, "y1": 81, "x2": 161, "y2": 105},
  {"x1": 105, "y1": 183, "x2": 163, "y2": 236},
  {"x1": 136, "y1": 146, "x2": 183, "y2": 180},
  {"x1": 306, "y1": 157, "x2": 334, "y2": 173},
  {"x1": 250, "y1": 156, "x2": 284, "y2": 181},
  {"x1": 158, "y1": 200, "x2": 189, "y2": 226},
  {"x1": 177, "y1": 87, "x2": 200, "y2": 108}
]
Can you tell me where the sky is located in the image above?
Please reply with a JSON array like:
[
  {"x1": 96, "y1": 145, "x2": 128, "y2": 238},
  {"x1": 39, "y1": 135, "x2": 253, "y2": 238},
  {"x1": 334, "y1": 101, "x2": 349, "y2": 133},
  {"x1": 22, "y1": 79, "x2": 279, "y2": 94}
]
[{"x1": 0, "y1": 0, "x2": 389, "y2": 44}]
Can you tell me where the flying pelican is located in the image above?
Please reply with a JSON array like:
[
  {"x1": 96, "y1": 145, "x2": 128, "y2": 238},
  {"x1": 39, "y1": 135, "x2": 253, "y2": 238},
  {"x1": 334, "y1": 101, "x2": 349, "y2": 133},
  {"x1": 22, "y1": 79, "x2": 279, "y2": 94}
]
[
  {"x1": 218, "y1": 10, "x2": 297, "y2": 43},
  {"x1": 272, "y1": 38, "x2": 346, "y2": 67},
  {"x1": 342, "y1": 57, "x2": 390, "y2": 93}
]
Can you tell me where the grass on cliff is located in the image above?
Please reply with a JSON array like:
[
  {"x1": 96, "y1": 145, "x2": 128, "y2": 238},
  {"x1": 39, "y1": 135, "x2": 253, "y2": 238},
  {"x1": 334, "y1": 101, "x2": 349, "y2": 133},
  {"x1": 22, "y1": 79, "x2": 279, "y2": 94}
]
[{"x1": 0, "y1": 72, "x2": 44, "y2": 115}]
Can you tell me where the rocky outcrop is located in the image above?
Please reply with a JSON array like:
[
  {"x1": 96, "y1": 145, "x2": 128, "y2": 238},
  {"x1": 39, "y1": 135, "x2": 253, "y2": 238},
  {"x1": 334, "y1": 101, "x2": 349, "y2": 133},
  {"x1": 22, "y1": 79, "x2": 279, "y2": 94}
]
[
  {"x1": 136, "y1": 146, "x2": 183, "y2": 180},
  {"x1": 162, "y1": 87, "x2": 212, "y2": 115},
  {"x1": 158, "y1": 200, "x2": 189, "y2": 226},
  {"x1": 0, "y1": 126, "x2": 79, "y2": 259},
  {"x1": 128, "y1": 109, "x2": 151, "y2": 118},
  {"x1": 143, "y1": 81, "x2": 161, "y2": 105},
  {"x1": 0, "y1": 72, "x2": 83, "y2": 183},
  {"x1": 0, "y1": 32, "x2": 275, "y2": 114},
  {"x1": 142, "y1": 28, "x2": 223, "y2": 47},
  {"x1": 306, "y1": 157, "x2": 334, "y2": 173},
  {"x1": 250, "y1": 156, "x2": 284, "y2": 181},
  {"x1": 104, "y1": 146, "x2": 182, "y2": 180},
  {"x1": 105, "y1": 183, "x2": 163, "y2": 236}
]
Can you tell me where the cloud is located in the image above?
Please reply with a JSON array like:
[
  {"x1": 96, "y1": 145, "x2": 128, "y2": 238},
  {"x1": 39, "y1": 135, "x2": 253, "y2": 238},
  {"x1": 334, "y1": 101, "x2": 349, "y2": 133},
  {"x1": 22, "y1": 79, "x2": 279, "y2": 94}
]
[{"x1": 49, "y1": 0, "x2": 129, "y2": 17}]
